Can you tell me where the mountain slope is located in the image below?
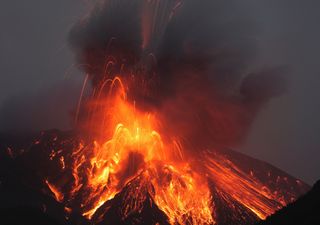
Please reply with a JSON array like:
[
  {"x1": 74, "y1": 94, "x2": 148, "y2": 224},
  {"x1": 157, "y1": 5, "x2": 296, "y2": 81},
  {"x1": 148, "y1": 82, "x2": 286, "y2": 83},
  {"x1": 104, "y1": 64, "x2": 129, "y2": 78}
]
[
  {"x1": 0, "y1": 130, "x2": 310, "y2": 225},
  {"x1": 257, "y1": 180, "x2": 320, "y2": 225}
]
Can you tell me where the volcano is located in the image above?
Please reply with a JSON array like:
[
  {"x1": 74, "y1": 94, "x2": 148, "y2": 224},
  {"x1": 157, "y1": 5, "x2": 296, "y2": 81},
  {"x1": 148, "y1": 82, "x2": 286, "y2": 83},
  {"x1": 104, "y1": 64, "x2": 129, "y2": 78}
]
[
  {"x1": 0, "y1": 1, "x2": 311, "y2": 225},
  {"x1": 0, "y1": 130, "x2": 309, "y2": 225}
]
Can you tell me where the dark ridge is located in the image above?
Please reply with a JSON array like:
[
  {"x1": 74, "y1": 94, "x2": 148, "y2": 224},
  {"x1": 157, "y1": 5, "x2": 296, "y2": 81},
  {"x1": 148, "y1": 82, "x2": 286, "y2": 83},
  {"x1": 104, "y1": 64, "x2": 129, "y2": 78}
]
[
  {"x1": 0, "y1": 207, "x2": 63, "y2": 225},
  {"x1": 256, "y1": 180, "x2": 320, "y2": 225},
  {"x1": 92, "y1": 175, "x2": 170, "y2": 225}
]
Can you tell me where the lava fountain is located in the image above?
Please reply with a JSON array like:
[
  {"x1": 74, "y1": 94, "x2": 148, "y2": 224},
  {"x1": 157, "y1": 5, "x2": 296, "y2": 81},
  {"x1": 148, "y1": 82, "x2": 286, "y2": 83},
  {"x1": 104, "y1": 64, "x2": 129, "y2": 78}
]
[
  {"x1": 59, "y1": 76, "x2": 215, "y2": 224},
  {"x1": 3, "y1": 1, "x2": 309, "y2": 225},
  {"x1": 41, "y1": 74, "x2": 307, "y2": 225}
]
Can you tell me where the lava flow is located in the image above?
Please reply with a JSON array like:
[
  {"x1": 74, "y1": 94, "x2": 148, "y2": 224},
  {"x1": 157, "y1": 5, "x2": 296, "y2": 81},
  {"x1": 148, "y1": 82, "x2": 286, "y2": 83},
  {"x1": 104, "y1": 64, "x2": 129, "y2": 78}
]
[
  {"x1": 63, "y1": 76, "x2": 214, "y2": 224},
  {"x1": 39, "y1": 76, "x2": 308, "y2": 225},
  {"x1": 1, "y1": 1, "x2": 309, "y2": 225}
]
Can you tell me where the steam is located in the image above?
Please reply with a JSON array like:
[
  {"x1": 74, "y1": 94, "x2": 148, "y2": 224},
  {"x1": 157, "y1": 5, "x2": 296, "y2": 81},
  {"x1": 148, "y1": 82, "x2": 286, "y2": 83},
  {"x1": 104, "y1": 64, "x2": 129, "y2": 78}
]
[{"x1": 69, "y1": 0, "x2": 286, "y2": 149}]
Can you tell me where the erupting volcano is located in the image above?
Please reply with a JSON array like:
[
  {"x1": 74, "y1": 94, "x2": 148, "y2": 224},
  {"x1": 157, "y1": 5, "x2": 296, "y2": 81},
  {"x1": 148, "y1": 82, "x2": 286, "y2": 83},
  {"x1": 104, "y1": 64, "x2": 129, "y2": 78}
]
[{"x1": 0, "y1": 1, "x2": 311, "y2": 225}]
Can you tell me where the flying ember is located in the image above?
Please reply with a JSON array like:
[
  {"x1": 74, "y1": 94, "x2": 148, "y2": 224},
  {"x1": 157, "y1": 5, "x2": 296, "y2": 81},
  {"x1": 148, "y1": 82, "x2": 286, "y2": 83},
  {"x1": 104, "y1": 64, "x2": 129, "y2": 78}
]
[
  {"x1": 63, "y1": 76, "x2": 214, "y2": 224},
  {"x1": 41, "y1": 75, "x2": 307, "y2": 225},
  {"x1": 37, "y1": 0, "x2": 309, "y2": 224}
]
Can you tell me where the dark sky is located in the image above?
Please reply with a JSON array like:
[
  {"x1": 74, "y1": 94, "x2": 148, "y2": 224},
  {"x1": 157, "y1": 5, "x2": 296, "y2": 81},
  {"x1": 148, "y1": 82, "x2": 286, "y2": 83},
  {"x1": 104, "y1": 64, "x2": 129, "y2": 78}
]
[{"x1": 0, "y1": 0, "x2": 319, "y2": 184}]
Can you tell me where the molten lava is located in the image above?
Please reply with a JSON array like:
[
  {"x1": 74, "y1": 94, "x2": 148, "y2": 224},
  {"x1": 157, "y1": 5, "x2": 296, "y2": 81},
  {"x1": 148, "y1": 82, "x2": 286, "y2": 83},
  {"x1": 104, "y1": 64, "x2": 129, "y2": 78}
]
[
  {"x1": 39, "y1": 76, "x2": 307, "y2": 225},
  {"x1": 0, "y1": 1, "x2": 310, "y2": 225},
  {"x1": 45, "y1": 179, "x2": 64, "y2": 203},
  {"x1": 66, "y1": 77, "x2": 214, "y2": 224}
]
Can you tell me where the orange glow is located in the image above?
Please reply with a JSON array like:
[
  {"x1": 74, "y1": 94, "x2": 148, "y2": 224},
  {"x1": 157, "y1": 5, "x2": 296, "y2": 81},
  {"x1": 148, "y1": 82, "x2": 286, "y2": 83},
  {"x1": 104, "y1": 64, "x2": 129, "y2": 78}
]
[
  {"x1": 151, "y1": 164, "x2": 214, "y2": 225},
  {"x1": 66, "y1": 77, "x2": 214, "y2": 224},
  {"x1": 45, "y1": 179, "x2": 64, "y2": 203},
  {"x1": 42, "y1": 76, "x2": 304, "y2": 224},
  {"x1": 204, "y1": 152, "x2": 280, "y2": 219}
]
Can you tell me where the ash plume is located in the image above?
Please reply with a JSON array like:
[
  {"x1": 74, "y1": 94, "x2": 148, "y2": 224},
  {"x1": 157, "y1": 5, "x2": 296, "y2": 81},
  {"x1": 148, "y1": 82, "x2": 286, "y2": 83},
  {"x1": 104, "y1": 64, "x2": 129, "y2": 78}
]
[{"x1": 69, "y1": 0, "x2": 287, "y2": 149}]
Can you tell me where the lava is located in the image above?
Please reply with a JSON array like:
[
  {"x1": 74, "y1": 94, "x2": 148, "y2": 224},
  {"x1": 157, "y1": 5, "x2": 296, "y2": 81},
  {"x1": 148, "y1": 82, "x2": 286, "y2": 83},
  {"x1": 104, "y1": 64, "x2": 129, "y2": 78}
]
[
  {"x1": 39, "y1": 76, "x2": 307, "y2": 225},
  {"x1": 32, "y1": 0, "x2": 309, "y2": 224},
  {"x1": 45, "y1": 179, "x2": 64, "y2": 203},
  {"x1": 65, "y1": 76, "x2": 214, "y2": 224}
]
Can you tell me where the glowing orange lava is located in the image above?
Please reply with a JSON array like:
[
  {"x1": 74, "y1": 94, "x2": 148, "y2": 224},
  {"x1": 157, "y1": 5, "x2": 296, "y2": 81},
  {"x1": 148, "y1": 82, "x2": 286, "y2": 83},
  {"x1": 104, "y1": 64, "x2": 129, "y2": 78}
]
[
  {"x1": 65, "y1": 77, "x2": 213, "y2": 224},
  {"x1": 45, "y1": 179, "x2": 64, "y2": 203},
  {"x1": 43, "y1": 76, "x2": 305, "y2": 225}
]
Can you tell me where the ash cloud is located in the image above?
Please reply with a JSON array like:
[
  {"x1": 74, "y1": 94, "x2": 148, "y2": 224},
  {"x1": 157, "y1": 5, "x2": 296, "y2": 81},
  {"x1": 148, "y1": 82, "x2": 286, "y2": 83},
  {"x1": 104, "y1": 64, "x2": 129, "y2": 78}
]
[
  {"x1": 69, "y1": 0, "x2": 143, "y2": 87},
  {"x1": 69, "y1": 0, "x2": 287, "y2": 149}
]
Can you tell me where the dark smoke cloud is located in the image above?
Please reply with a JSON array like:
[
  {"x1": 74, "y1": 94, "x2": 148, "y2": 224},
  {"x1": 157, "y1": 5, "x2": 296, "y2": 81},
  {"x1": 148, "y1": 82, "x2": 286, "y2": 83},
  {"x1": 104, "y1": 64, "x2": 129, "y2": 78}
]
[
  {"x1": 69, "y1": 0, "x2": 286, "y2": 149},
  {"x1": 69, "y1": 0, "x2": 143, "y2": 87}
]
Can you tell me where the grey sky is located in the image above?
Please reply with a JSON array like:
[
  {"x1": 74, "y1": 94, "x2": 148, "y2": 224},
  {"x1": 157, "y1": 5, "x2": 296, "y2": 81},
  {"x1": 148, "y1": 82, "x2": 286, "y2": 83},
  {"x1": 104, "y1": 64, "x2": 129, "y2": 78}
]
[
  {"x1": 0, "y1": 0, "x2": 319, "y2": 184},
  {"x1": 240, "y1": 0, "x2": 320, "y2": 184}
]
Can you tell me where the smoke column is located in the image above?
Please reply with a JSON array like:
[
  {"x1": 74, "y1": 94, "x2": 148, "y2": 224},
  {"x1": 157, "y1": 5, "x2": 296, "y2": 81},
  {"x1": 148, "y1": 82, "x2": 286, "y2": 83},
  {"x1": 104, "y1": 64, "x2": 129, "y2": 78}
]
[{"x1": 69, "y1": 0, "x2": 286, "y2": 151}]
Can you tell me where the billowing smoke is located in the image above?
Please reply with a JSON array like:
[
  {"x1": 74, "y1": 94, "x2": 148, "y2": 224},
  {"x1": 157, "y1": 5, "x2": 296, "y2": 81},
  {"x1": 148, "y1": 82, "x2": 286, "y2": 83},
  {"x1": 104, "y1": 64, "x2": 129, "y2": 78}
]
[{"x1": 69, "y1": 0, "x2": 286, "y2": 150}]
